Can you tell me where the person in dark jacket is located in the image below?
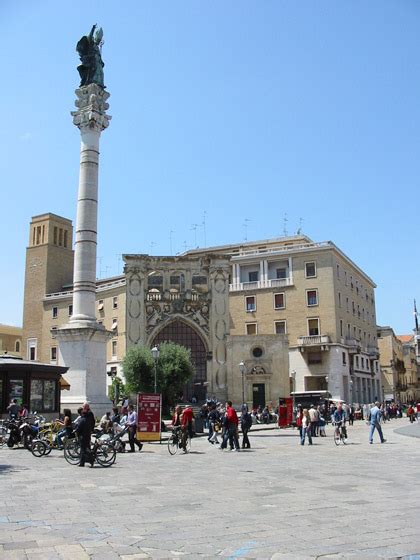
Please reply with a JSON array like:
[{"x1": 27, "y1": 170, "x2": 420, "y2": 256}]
[
  {"x1": 240, "y1": 404, "x2": 252, "y2": 449},
  {"x1": 75, "y1": 403, "x2": 95, "y2": 467}
]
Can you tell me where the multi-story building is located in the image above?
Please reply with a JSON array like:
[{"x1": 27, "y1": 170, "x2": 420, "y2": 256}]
[
  {"x1": 0, "y1": 324, "x2": 22, "y2": 357},
  {"x1": 396, "y1": 335, "x2": 420, "y2": 403},
  {"x1": 377, "y1": 326, "x2": 405, "y2": 402},
  {"x1": 187, "y1": 237, "x2": 381, "y2": 404},
  {"x1": 22, "y1": 213, "x2": 381, "y2": 405}
]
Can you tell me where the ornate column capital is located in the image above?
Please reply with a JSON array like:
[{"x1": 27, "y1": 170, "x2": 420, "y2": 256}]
[{"x1": 71, "y1": 83, "x2": 111, "y2": 133}]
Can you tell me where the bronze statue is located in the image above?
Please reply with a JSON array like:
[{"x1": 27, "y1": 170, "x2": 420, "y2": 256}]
[{"x1": 76, "y1": 24, "x2": 105, "y2": 88}]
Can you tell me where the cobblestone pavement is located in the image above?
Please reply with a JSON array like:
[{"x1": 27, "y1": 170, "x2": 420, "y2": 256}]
[{"x1": 0, "y1": 418, "x2": 419, "y2": 560}]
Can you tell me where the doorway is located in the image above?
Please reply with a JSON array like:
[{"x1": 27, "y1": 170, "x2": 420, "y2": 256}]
[{"x1": 252, "y1": 383, "x2": 266, "y2": 408}]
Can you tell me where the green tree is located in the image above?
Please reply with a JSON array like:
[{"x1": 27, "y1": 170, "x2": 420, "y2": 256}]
[
  {"x1": 122, "y1": 345, "x2": 155, "y2": 394},
  {"x1": 158, "y1": 342, "x2": 194, "y2": 409},
  {"x1": 108, "y1": 376, "x2": 125, "y2": 404},
  {"x1": 122, "y1": 343, "x2": 195, "y2": 411}
]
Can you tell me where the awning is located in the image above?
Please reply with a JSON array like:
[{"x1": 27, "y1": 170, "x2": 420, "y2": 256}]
[{"x1": 59, "y1": 376, "x2": 71, "y2": 390}]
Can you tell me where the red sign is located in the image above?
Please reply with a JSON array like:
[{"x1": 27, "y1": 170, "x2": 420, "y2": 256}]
[
  {"x1": 137, "y1": 393, "x2": 161, "y2": 442},
  {"x1": 285, "y1": 397, "x2": 293, "y2": 425},
  {"x1": 278, "y1": 398, "x2": 294, "y2": 427}
]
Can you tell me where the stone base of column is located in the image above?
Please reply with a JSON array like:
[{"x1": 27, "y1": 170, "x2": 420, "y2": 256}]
[{"x1": 56, "y1": 324, "x2": 113, "y2": 417}]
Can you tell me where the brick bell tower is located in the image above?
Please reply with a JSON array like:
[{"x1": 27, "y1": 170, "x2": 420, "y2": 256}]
[{"x1": 22, "y1": 213, "x2": 74, "y2": 362}]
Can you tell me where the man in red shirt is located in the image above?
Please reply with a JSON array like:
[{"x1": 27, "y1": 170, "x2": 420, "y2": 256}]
[
  {"x1": 180, "y1": 405, "x2": 194, "y2": 451},
  {"x1": 221, "y1": 401, "x2": 240, "y2": 451}
]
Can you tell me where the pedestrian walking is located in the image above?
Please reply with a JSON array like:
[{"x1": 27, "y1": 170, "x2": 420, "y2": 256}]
[
  {"x1": 125, "y1": 404, "x2": 143, "y2": 452},
  {"x1": 75, "y1": 403, "x2": 95, "y2": 467},
  {"x1": 208, "y1": 404, "x2": 220, "y2": 445},
  {"x1": 308, "y1": 404, "x2": 318, "y2": 437},
  {"x1": 300, "y1": 409, "x2": 312, "y2": 445},
  {"x1": 295, "y1": 405, "x2": 303, "y2": 439},
  {"x1": 369, "y1": 401, "x2": 386, "y2": 444},
  {"x1": 221, "y1": 401, "x2": 240, "y2": 451},
  {"x1": 240, "y1": 404, "x2": 252, "y2": 449}
]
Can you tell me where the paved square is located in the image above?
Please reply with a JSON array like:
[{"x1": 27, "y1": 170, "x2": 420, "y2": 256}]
[{"x1": 1, "y1": 419, "x2": 419, "y2": 559}]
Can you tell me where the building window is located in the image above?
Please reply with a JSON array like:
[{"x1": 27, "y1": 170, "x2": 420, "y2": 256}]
[
  {"x1": 50, "y1": 346, "x2": 57, "y2": 362},
  {"x1": 53, "y1": 227, "x2": 58, "y2": 245},
  {"x1": 246, "y1": 323, "x2": 257, "y2": 335},
  {"x1": 52, "y1": 306, "x2": 58, "y2": 319},
  {"x1": 338, "y1": 292, "x2": 341, "y2": 308},
  {"x1": 308, "y1": 318, "x2": 320, "y2": 336},
  {"x1": 111, "y1": 318, "x2": 118, "y2": 331},
  {"x1": 342, "y1": 352, "x2": 346, "y2": 365},
  {"x1": 352, "y1": 301, "x2": 355, "y2": 316},
  {"x1": 305, "y1": 262, "x2": 316, "y2": 278},
  {"x1": 30, "y1": 379, "x2": 56, "y2": 412},
  {"x1": 51, "y1": 327, "x2": 57, "y2": 339},
  {"x1": 306, "y1": 289, "x2": 318, "y2": 306},
  {"x1": 355, "y1": 356, "x2": 359, "y2": 368},
  {"x1": 361, "y1": 357, "x2": 365, "y2": 369},
  {"x1": 248, "y1": 271, "x2": 259, "y2": 282},
  {"x1": 63, "y1": 230, "x2": 68, "y2": 248},
  {"x1": 344, "y1": 271, "x2": 348, "y2": 285},
  {"x1": 340, "y1": 320, "x2": 343, "y2": 337},
  {"x1": 274, "y1": 293, "x2": 285, "y2": 309},
  {"x1": 113, "y1": 296, "x2": 118, "y2": 309},
  {"x1": 58, "y1": 228, "x2": 63, "y2": 246},
  {"x1": 308, "y1": 351, "x2": 322, "y2": 364},
  {"x1": 245, "y1": 296, "x2": 256, "y2": 312},
  {"x1": 98, "y1": 300, "x2": 104, "y2": 311},
  {"x1": 347, "y1": 323, "x2": 351, "y2": 337},
  {"x1": 27, "y1": 338, "x2": 37, "y2": 361},
  {"x1": 336, "y1": 264, "x2": 340, "y2": 278},
  {"x1": 346, "y1": 297, "x2": 349, "y2": 312},
  {"x1": 112, "y1": 340, "x2": 117, "y2": 358},
  {"x1": 15, "y1": 340, "x2": 20, "y2": 353},
  {"x1": 276, "y1": 267, "x2": 287, "y2": 279},
  {"x1": 68, "y1": 304, "x2": 73, "y2": 317},
  {"x1": 274, "y1": 321, "x2": 286, "y2": 335}
]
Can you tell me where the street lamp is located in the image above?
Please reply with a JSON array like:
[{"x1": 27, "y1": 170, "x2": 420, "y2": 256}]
[
  {"x1": 239, "y1": 361, "x2": 246, "y2": 405},
  {"x1": 151, "y1": 345, "x2": 160, "y2": 394},
  {"x1": 289, "y1": 370, "x2": 296, "y2": 419}
]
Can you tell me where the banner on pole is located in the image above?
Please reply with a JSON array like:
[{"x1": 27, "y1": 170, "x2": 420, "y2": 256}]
[{"x1": 137, "y1": 393, "x2": 161, "y2": 442}]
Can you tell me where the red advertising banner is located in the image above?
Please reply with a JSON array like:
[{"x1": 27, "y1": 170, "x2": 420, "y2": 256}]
[
  {"x1": 137, "y1": 393, "x2": 161, "y2": 442},
  {"x1": 285, "y1": 397, "x2": 294, "y2": 426}
]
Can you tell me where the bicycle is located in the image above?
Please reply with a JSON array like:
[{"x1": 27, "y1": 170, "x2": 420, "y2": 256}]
[
  {"x1": 168, "y1": 426, "x2": 191, "y2": 455},
  {"x1": 64, "y1": 436, "x2": 116, "y2": 467},
  {"x1": 333, "y1": 422, "x2": 347, "y2": 445},
  {"x1": 0, "y1": 420, "x2": 8, "y2": 448}
]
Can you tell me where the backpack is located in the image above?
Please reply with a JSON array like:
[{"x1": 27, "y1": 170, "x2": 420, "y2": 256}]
[{"x1": 242, "y1": 412, "x2": 252, "y2": 431}]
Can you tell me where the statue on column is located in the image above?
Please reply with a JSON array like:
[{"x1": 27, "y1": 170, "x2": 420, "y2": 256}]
[{"x1": 76, "y1": 24, "x2": 105, "y2": 88}]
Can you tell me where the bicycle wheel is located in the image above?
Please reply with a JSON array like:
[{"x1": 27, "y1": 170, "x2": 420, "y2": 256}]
[
  {"x1": 334, "y1": 429, "x2": 341, "y2": 446},
  {"x1": 95, "y1": 442, "x2": 116, "y2": 467},
  {"x1": 183, "y1": 435, "x2": 191, "y2": 454},
  {"x1": 64, "y1": 439, "x2": 81, "y2": 465},
  {"x1": 0, "y1": 426, "x2": 8, "y2": 448},
  {"x1": 168, "y1": 434, "x2": 179, "y2": 455},
  {"x1": 31, "y1": 440, "x2": 48, "y2": 457},
  {"x1": 341, "y1": 432, "x2": 347, "y2": 445}
]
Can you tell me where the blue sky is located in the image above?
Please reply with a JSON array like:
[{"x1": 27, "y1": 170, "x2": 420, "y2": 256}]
[{"x1": 1, "y1": 1, "x2": 419, "y2": 334}]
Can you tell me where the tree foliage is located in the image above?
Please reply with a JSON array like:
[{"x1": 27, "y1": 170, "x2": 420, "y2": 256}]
[{"x1": 122, "y1": 342, "x2": 195, "y2": 410}]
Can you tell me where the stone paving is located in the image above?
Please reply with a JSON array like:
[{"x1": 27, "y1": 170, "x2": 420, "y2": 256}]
[{"x1": 0, "y1": 418, "x2": 419, "y2": 559}]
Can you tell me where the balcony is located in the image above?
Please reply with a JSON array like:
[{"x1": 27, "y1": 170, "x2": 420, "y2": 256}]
[
  {"x1": 229, "y1": 277, "x2": 293, "y2": 292},
  {"x1": 367, "y1": 346, "x2": 379, "y2": 358},
  {"x1": 346, "y1": 338, "x2": 361, "y2": 354},
  {"x1": 297, "y1": 335, "x2": 331, "y2": 351}
]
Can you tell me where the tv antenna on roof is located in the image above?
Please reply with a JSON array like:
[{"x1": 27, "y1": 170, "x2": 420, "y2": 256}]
[
  {"x1": 202, "y1": 210, "x2": 207, "y2": 248},
  {"x1": 191, "y1": 224, "x2": 199, "y2": 248},
  {"x1": 243, "y1": 218, "x2": 251, "y2": 241},
  {"x1": 283, "y1": 213, "x2": 288, "y2": 237},
  {"x1": 296, "y1": 217, "x2": 303, "y2": 235}
]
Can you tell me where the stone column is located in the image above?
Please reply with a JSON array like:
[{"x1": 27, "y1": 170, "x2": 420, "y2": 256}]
[
  {"x1": 71, "y1": 85, "x2": 111, "y2": 325},
  {"x1": 56, "y1": 84, "x2": 112, "y2": 415}
]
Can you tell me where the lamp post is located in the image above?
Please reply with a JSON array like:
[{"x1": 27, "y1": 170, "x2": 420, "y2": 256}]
[
  {"x1": 289, "y1": 370, "x2": 296, "y2": 419},
  {"x1": 239, "y1": 361, "x2": 246, "y2": 405},
  {"x1": 151, "y1": 345, "x2": 160, "y2": 394}
]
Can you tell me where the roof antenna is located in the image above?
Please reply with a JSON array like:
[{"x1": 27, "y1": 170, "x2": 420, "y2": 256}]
[
  {"x1": 283, "y1": 213, "x2": 288, "y2": 236},
  {"x1": 243, "y1": 218, "x2": 251, "y2": 241},
  {"x1": 202, "y1": 210, "x2": 207, "y2": 248},
  {"x1": 296, "y1": 217, "x2": 303, "y2": 235}
]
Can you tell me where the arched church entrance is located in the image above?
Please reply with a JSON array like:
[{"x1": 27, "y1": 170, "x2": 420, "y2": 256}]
[{"x1": 151, "y1": 319, "x2": 208, "y2": 402}]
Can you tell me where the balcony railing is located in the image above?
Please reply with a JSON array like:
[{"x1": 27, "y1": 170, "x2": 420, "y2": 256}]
[
  {"x1": 346, "y1": 338, "x2": 361, "y2": 353},
  {"x1": 229, "y1": 277, "x2": 293, "y2": 292},
  {"x1": 298, "y1": 335, "x2": 331, "y2": 346}
]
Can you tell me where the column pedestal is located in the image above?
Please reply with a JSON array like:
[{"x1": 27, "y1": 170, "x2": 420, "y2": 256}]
[{"x1": 57, "y1": 324, "x2": 112, "y2": 416}]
